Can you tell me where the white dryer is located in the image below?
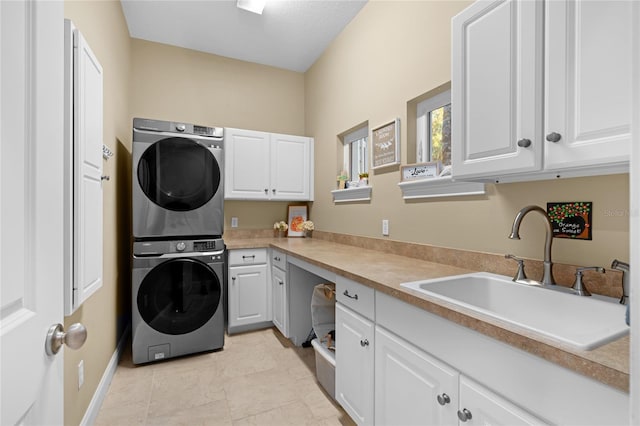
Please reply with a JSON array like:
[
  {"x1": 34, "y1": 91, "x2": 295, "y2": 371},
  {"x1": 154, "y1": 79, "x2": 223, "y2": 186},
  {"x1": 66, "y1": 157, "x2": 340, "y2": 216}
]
[{"x1": 132, "y1": 238, "x2": 225, "y2": 364}]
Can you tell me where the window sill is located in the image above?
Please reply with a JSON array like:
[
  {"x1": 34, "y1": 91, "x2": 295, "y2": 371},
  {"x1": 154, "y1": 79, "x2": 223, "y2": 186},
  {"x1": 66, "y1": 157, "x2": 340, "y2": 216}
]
[
  {"x1": 331, "y1": 186, "x2": 372, "y2": 203},
  {"x1": 397, "y1": 176, "x2": 485, "y2": 200}
]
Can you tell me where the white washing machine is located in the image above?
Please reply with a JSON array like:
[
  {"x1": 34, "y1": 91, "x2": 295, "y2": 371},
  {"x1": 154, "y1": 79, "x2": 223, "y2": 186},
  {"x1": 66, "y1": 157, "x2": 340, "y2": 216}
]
[
  {"x1": 132, "y1": 238, "x2": 225, "y2": 364},
  {"x1": 132, "y1": 118, "x2": 224, "y2": 240}
]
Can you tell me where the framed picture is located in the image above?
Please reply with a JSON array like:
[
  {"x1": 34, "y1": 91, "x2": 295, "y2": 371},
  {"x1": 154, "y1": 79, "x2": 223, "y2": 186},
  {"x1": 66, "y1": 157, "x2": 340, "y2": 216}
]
[
  {"x1": 371, "y1": 118, "x2": 400, "y2": 170},
  {"x1": 287, "y1": 204, "x2": 308, "y2": 237},
  {"x1": 401, "y1": 162, "x2": 442, "y2": 181}
]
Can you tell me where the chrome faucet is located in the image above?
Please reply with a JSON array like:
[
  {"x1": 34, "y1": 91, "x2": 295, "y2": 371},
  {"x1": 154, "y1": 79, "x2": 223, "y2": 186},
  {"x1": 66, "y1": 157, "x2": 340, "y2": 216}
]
[
  {"x1": 611, "y1": 259, "x2": 630, "y2": 305},
  {"x1": 509, "y1": 205, "x2": 556, "y2": 286}
]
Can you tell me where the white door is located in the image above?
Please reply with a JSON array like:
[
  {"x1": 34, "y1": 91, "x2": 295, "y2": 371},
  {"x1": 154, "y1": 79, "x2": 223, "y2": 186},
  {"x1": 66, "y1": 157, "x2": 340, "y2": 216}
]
[
  {"x1": 335, "y1": 303, "x2": 374, "y2": 425},
  {"x1": 544, "y1": 0, "x2": 632, "y2": 171},
  {"x1": 270, "y1": 133, "x2": 311, "y2": 200},
  {"x1": 375, "y1": 327, "x2": 458, "y2": 426},
  {"x1": 271, "y1": 266, "x2": 288, "y2": 336},
  {"x1": 228, "y1": 264, "x2": 269, "y2": 327},
  {"x1": 1, "y1": 1, "x2": 65, "y2": 424},
  {"x1": 458, "y1": 376, "x2": 547, "y2": 425},
  {"x1": 224, "y1": 128, "x2": 270, "y2": 199},
  {"x1": 452, "y1": 0, "x2": 544, "y2": 179}
]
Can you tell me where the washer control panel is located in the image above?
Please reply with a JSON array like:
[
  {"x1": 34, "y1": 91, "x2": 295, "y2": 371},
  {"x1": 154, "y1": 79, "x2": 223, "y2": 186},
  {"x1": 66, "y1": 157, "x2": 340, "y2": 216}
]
[{"x1": 194, "y1": 240, "x2": 217, "y2": 251}]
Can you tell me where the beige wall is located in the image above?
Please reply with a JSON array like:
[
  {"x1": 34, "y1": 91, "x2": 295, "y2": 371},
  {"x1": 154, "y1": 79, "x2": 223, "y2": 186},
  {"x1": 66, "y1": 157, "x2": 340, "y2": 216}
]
[
  {"x1": 63, "y1": 1, "x2": 132, "y2": 425},
  {"x1": 129, "y1": 39, "x2": 308, "y2": 228},
  {"x1": 305, "y1": 0, "x2": 630, "y2": 267}
]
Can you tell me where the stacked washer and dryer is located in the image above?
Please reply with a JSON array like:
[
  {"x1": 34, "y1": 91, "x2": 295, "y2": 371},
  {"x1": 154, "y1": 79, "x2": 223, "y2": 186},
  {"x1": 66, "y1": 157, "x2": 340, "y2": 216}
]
[{"x1": 131, "y1": 118, "x2": 226, "y2": 365}]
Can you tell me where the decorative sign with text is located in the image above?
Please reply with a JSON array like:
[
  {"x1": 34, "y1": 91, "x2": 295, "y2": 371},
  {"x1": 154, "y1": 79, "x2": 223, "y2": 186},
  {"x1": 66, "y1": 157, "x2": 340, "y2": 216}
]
[
  {"x1": 371, "y1": 118, "x2": 400, "y2": 169},
  {"x1": 547, "y1": 202, "x2": 592, "y2": 240}
]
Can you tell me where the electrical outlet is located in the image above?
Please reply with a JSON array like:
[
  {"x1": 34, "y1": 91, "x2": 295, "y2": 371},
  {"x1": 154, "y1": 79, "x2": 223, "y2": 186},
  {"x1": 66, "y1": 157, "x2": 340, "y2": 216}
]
[
  {"x1": 382, "y1": 219, "x2": 389, "y2": 236},
  {"x1": 78, "y1": 360, "x2": 84, "y2": 390},
  {"x1": 231, "y1": 217, "x2": 238, "y2": 228}
]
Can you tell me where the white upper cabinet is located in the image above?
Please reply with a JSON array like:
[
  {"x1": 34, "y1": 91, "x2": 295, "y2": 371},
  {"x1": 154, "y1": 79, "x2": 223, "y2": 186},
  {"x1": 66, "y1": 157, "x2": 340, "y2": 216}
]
[
  {"x1": 225, "y1": 128, "x2": 314, "y2": 200},
  {"x1": 452, "y1": 0, "x2": 631, "y2": 182},
  {"x1": 544, "y1": 0, "x2": 631, "y2": 171},
  {"x1": 452, "y1": 0, "x2": 544, "y2": 179}
]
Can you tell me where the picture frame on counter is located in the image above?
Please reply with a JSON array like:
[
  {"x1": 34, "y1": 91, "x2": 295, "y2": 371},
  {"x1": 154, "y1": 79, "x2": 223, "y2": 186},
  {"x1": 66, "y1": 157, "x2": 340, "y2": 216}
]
[
  {"x1": 287, "y1": 204, "x2": 308, "y2": 237},
  {"x1": 400, "y1": 161, "x2": 442, "y2": 181},
  {"x1": 371, "y1": 118, "x2": 400, "y2": 170}
]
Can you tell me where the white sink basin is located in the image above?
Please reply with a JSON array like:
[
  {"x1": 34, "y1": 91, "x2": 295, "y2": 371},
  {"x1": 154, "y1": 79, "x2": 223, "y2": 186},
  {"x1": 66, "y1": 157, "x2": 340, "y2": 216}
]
[{"x1": 400, "y1": 272, "x2": 628, "y2": 350}]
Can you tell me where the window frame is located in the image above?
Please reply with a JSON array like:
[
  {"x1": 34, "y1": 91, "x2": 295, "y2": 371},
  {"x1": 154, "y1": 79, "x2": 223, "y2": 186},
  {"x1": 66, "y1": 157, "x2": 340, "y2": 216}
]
[{"x1": 416, "y1": 90, "x2": 451, "y2": 165}]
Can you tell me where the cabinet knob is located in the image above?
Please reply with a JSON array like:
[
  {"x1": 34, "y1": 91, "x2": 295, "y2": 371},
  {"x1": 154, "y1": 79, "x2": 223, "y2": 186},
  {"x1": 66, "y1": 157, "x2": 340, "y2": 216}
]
[
  {"x1": 360, "y1": 339, "x2": 369, "y2": 347},
  {"x1": 272, "y1": 189, "x2": 276, "y2": 194},
  {"x1": 436, "y1": 393, "x2": 450, "y2": 406},
  {"x1": 517, "y1": 138, "x2": 531, "y2": 148},
  {"x1": 264, "y1": 188, "x2": 268, "y2": 194},
  {"x1": 457, "y1": 408, "x2": 472, "y2": 422},
  {"x1": 546, "y1": 132, "x2": 562, "y2": 143},
  {"x1": 232, "y1": 277, "x2": 236, "y2": 284}
]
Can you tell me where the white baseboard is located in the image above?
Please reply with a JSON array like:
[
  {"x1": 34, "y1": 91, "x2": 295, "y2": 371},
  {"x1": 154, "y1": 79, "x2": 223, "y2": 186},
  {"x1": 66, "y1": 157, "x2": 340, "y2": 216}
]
[{"x1": 80, "y1": 326, "x2": 130, "y2": 426}]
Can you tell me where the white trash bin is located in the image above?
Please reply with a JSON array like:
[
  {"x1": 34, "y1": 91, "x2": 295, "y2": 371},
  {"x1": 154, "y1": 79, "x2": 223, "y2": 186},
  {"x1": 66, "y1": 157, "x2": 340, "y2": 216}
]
[{"x1": 310, "y1": 283, "x2": 336, "y2": 399}]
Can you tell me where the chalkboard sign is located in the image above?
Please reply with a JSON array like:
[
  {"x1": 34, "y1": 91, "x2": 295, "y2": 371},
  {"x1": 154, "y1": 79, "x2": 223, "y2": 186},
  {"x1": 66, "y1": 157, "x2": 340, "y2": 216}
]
[
  {"x1": 371, "y1": 118, "x2": 400, "y2": 169},
  {"x1": 547, "y1": 202, "x2": 592, "y2": 240}
]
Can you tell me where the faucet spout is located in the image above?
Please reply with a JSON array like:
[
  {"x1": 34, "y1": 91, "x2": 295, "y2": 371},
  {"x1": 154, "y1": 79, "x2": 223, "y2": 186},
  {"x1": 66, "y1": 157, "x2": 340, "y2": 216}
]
[{"x1": 509, "y1": 205, "x2": 556, "y2": 286}]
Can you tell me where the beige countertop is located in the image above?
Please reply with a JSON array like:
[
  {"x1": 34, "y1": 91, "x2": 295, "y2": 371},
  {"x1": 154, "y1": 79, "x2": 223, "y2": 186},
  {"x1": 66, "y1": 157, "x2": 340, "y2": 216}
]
[{"x1": 224, "y1": 236, "x2": 630, "y2": 392}]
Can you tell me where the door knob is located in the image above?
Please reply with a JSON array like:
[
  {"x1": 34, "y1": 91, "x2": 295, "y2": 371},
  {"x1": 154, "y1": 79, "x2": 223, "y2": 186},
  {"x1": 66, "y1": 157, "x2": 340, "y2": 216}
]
[
  {"x1": 546, "y1": 132, "x2": 562, "y2": 143},
  {"x1": 45, "y1": 323, "x2": 87, "y2": 356}
]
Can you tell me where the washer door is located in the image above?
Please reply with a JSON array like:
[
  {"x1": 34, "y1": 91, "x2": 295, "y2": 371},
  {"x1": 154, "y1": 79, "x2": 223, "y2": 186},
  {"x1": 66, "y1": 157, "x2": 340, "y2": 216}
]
[
  {"x1": 137, "y1": 137, "x2": 221, "y2": 212},
  {"x1": 137, "y1": 258, "x2": 222, "y2": 335}
]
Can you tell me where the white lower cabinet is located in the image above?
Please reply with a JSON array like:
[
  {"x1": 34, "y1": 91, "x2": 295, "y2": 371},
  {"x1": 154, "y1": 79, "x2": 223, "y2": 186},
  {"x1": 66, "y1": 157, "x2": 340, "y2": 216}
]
[
  {"x1": 375, "y1": 326, "x2": 458, "y2": 426},
  {"x1": 271, "y1": 264, "x2": 288, "y2": 337},
  {"x1": 336, "y1": 302, "x2": 374, "y2": 425},
  {"x1": 458, "y1": 376, "x2": 545, "y2": 425},
  {"x1": 228, "y1": 249, "x2": 271, "y2": 332}
]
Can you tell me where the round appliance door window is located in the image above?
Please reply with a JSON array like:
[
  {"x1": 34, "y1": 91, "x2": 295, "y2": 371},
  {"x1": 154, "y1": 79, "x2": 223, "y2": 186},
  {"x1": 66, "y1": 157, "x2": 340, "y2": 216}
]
[
  {"x1": 137, "y1": 137, "x2": 221, "y2": 211},
  {"x1": 137, "y1": 258, "x2": 222, "y2": 335}
]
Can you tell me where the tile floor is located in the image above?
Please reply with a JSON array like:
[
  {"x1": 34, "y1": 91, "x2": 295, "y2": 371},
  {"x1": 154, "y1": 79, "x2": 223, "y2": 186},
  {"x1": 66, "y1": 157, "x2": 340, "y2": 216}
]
[{"x1": 95, "y1": 328, "x2": 355, "y2": 425}]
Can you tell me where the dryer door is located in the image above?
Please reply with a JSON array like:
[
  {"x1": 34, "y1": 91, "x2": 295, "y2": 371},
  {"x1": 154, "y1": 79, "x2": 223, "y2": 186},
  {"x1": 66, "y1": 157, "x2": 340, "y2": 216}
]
[
  {"x1": 137, "y1": 136, "x2": 221, "y2": 212},
  {"x1": 137, "y1": 258, "x2": 222, "y2": 335}
]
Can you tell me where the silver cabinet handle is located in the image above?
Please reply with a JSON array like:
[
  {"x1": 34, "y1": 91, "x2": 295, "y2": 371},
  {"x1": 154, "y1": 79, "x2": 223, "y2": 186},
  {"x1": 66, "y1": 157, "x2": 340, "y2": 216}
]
[
  {"x1": 517, "y1": 138, "x2": 531, "y2": 148},
  {"x1": 101, "y1": 175, "x2": 110, "y2": 181},
  {"x1": 546, "y1": 132, "x2": 561, "y2": 143},
  {"x1": 360, "y1": 339, "x2": 369, "y2": 347},
  {"x1": 437, "y1": 393, "x2": 450, "y2": 406},
  {"x1": 242, "y1": 255, "x2": 255, "y2": 260},
  {"x1": 45, "y1": 323, "x2": 87, "y2": 356},
  {"x1": 343, "y1": 290, "x2": 358, "y2": 300},
  {"x1": 457, "y1": 409, "x2": 472, "y2": 422}
]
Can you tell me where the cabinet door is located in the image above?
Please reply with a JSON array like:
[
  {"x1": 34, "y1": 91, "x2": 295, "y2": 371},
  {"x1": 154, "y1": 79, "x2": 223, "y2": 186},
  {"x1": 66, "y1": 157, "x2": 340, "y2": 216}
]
[
  {"x1": 224, "y1": 128, "x2": 270, "y2": 199},
  {"x1": 335, "y1": 303, "x2": 374, "y2": 425},
  {"x1": 544, "y1": 0, "x2": 631, "y2": 172},
  {"x1": 458, "y1": 376, "x2": 547, "y2": 425},
  {"x1": 271, "y1": 266, "x2": 288, "y2": 337},
  {"x1": 270, "y1": 133, "x2": 312, "y2": 200},
  {"x1": 452, "y1": 0, "x2": 543, "y2": 179},
  {"x1": 228, "y1": 264, "x2": 270, "y2": 327},
  {"x1": 375, "y1": 327, "x2": 458, "y2": 426}
]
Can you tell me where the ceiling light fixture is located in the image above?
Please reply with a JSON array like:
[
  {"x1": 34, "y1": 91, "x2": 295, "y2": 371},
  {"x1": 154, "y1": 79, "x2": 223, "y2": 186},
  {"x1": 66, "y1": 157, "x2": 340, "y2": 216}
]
[{"x1": 236, "y1": 0, "x2": 267, "y2": 15}]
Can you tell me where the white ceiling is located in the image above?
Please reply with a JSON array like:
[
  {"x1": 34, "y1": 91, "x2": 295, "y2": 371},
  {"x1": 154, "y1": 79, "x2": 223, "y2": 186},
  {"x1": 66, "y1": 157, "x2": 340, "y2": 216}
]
[{"x1": 120, "y1": 0, "x2": 368, "y2": 73}]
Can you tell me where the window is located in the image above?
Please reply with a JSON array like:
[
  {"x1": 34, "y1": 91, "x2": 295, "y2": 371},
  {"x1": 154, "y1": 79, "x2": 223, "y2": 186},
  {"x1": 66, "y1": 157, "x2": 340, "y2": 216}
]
[
  {"x1": 342, "y1": 124, "x2": 368, "y2": 180},
  {"x1": 417, "y1": 90, "x2": 451, "y2": 166}
]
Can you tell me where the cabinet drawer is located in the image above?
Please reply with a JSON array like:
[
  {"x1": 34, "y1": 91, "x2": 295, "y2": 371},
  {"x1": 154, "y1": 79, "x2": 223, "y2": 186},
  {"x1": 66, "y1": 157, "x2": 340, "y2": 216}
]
[
  {"x1": 336, "y1": 275, "x2": 374, "y2": 320},
  {"x1": 271, "y1": 249, "x2": 287, "y2": 270},
  {"x1": 228, "y1": 248, "x2": 267, "y2": 266}
]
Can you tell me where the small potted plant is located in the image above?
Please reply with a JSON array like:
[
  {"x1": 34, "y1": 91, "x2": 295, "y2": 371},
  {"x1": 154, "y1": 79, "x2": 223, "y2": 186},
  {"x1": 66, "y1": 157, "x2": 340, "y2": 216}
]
[
  {"x1": 301, "y1": 220, "x2": 314, "y2": 238},
  {"x1": 358, "y1": 172, "x2": 369, "y2": 186},
  {"x1": 273, "y1": 221, "x2": 288, "y2": 238}
]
